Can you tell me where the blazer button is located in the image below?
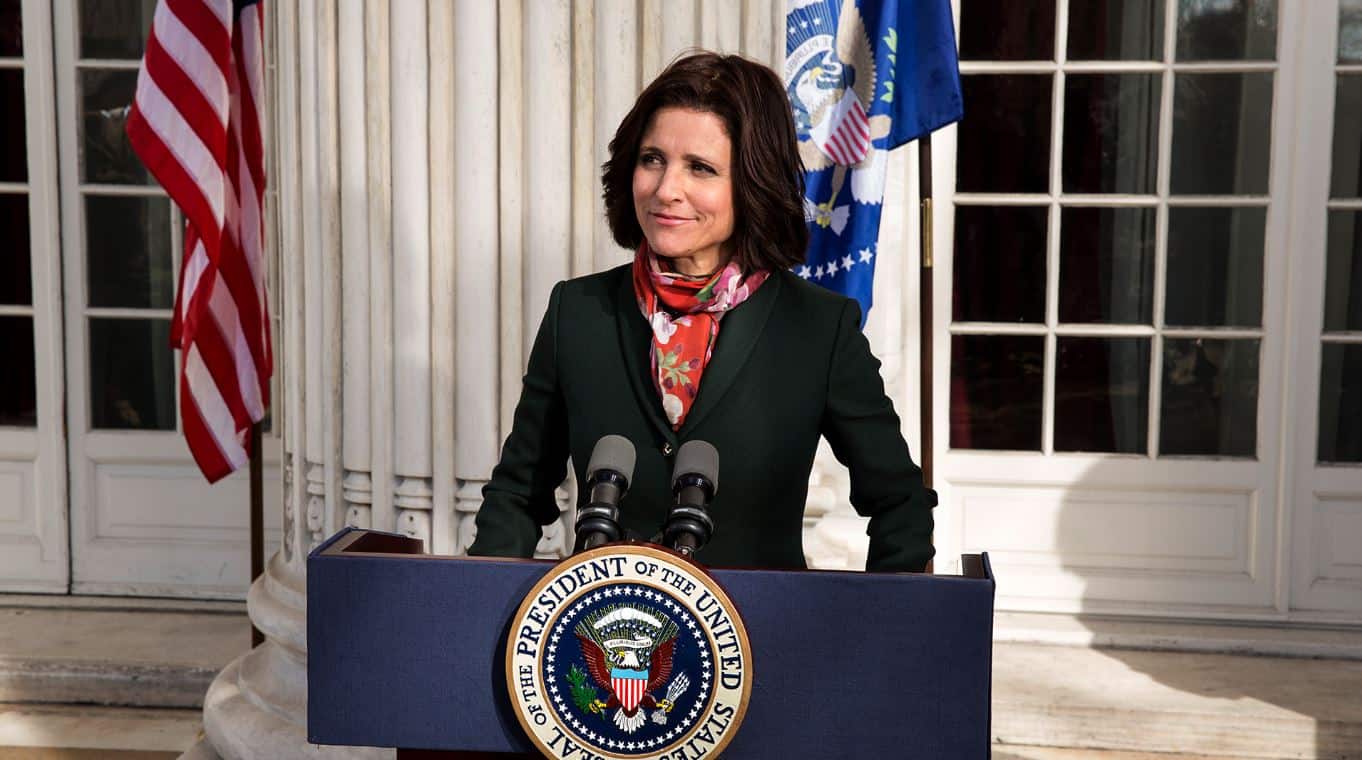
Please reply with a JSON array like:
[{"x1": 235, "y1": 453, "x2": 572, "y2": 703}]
[{"x1": 662, "y1": 442, "x2": 674, "y2": 457}]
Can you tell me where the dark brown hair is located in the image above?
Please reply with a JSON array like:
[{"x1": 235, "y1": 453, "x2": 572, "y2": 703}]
[{"x1": 602, "y1": 51, "x2": 808, "y2": 272}]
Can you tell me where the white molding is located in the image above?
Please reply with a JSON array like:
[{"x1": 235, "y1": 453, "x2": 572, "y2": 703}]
[
  {"x1": 993, "y1": 610, "x2": 1362, "y2": 660},
  {"x1": 390, "y1": 0, "x2": 432, "y2": 484}
]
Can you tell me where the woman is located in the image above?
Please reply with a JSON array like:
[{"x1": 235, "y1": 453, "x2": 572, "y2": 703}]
[{"x1": 468, "y1": 52, "x2": 935, "y2": 572}]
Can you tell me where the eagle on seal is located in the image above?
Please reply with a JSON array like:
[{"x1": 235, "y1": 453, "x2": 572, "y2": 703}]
[{"x1": 575, "y1": 604, "x2": 681, "y2": 734}]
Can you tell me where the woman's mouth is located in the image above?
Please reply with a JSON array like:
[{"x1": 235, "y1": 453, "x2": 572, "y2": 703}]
[{"x1": 650, "y1": 212, "x2": 692, "y2": 227}]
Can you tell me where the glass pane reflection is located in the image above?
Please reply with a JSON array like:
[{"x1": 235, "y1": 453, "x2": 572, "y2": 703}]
[
  {"x1": 1325, "y1": 211, "x2": 1362, "y2": 332},
  {"x1": 81, "y1": 69, "x2": 152, "y2": 185},
  {"x1": 1330, "y1": 75, "x2": 1362, "y2": 199},
  {"x1": 1160, "y1": 338, "x2": 1259, "y2": 457},
  {"x1": 0, "y1": 193, "x2": 31, "y2": 305},
  {"x1": 954, "y1": 205, "x2": 1048, "y2": 323},
  {"x1": 0, "y1": 0, "x2": 21, "y2": 57},
  {"x1": 1055, "y1": 337, "x2": 1150, "y2": 454},
  {"x1": 957, "y1": 75, "x2": 1053, "y2": 193},
  {"x1": 89, "y1": 318, "x2": 176, "y2": 431},
  {"x1": 79, "y1": 0, "x2": 153, "y2": 60},
  {"x1": 1342, "y1": 0, "x2": 1362, "y2": 63},
  {"x1": 1063, "y1": 73, "x2": 1161, "y2": 195},
  {"x1": 1059, "y1": 207, "x2": 1155, "y2": 324},
  {"x1": 1318, "y1": 344, "x2": 1362, "y2": 463},
  {"x1": 950, "y1": 334, "x2": 1044, "y2": 451},
  {"x1": 1176, "y1": 0, "x2": 1277, "y2": 61},
  {"x1": 1170, "y1": 73, "x2": 1273, "y2": 195},
  {"x1": 960, "y1": 0, "x2": 1055, "y2": 61},
  {"x1": 0, "y1": 316, "x2": 36, "y2": 426},
  {"x1": 1, "y1": 68, "x2": 26, "y2": 183},
  {"x1": 1068, "y1": 0, "x2": 1165, "y2": 61},
  {"x1": 86, "y1": 195, "x2": 174, "y2": 309},
  {"x1": 1165, "y1": 207, "x2": 1265, "y2": 328}
]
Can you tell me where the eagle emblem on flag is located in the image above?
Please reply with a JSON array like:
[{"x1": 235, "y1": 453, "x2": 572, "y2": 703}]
[{"x1": 571, "y1": 604, "x2": 688, "y2": 734}]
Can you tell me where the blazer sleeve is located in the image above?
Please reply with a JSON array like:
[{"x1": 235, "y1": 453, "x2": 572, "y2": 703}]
[
  {"x1": 820, "y1": 299, "x2": 937, "y2": 572},
  {"x1": 467, "y1": 282, "x2": 571, "y2": 558}
]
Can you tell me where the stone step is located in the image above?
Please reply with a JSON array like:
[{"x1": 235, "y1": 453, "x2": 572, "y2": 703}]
[
  {"x1": 0, "y1": 603, "x2": 248, "y2": 709},
  {"x1": 995, "y1": 748, "x2": 1261, "y2": 760},
  {"x1": 0, "y1": 702, "x2": 202, "y2": 757},
  {"x1": 995, "y1": 643, "x2": 1362, "y2": 760},
  {"x1": 2, "y1": 600, "x2": 1359, "y2": 758}
]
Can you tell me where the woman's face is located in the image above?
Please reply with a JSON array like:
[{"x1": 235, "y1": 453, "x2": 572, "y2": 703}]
[{"x1": 632, "y1": 107, "x2": 735, "y2": 276}]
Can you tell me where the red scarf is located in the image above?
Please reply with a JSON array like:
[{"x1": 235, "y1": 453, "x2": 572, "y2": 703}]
[{"x1": 632, "y1": 245, "x2": 769, "y2": 429}]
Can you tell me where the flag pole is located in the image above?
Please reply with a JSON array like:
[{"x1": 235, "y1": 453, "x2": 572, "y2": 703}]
[
  {"x1": 918, "y1": 136, "x2": 936, "y2": 574},
  {"x1": 250, "y1": 422, "x2": 264, "y2": 647},
  {"x1": 918, "y1": 135, "x2": 934, "y2": 491}
]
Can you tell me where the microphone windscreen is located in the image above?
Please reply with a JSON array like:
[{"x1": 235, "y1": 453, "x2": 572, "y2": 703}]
[
  {"x1": 586, "y1": 434, "x2": 636, "y2": 483},
  {"x1": 673, "y1": 440, "x2": 719, "y2": 495}
]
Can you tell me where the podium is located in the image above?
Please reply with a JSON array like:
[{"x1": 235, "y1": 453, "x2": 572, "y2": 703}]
[{"x1": 307, "y1": 528, "x2": 996, "y2": 758}]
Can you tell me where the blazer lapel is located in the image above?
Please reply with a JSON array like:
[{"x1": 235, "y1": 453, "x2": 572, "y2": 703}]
[
  {"x1": 678, "y1": 271, "x2": 781, "y2": 437},
  {"x1": 616, "y1": 271, "x2": 677, "y2": 444}
]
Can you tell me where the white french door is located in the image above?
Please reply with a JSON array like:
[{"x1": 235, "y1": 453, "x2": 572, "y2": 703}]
[
  {"x1": 48, "y1": 0, "x2": 280, "y2": 598},
  {"x1": 934, "y1": 0, "x2": 1362, "y2": 622},
  {"x1": 0, "y1": 0, "x2": 68, "y2": 593},
  {"x1": 1284, "y1": 0, "x2": 1362, "y2": 618}
]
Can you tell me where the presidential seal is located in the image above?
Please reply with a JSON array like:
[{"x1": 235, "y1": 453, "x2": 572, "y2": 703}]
[{"x1": 506, "y1": 544, "x2": 752, "y2": 759}]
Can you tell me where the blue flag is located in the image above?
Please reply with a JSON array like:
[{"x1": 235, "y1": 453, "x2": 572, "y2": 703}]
[{"x1": 784, "y1": 0, "x2": 962, "y2": 324}]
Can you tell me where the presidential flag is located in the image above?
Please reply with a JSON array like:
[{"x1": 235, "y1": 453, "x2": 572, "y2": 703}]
[
  {"x1": 785, "y1": 0, "x2": 963, "y2": 323},
  {"x1": 127, "y1": 0, "x2": 272, "y2": 483}
]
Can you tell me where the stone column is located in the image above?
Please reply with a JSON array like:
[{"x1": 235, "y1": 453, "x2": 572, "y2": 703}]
[{"x1": 198, "y1": 2, "x2": 910, "y2": 756}]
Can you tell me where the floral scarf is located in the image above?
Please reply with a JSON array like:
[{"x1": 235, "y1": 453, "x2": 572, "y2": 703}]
[{"x1": 632, "y1": 245, "x2": 769, "y2": 430}]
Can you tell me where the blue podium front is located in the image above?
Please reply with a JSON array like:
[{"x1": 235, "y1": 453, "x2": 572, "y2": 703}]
[{"x1": 307, "y1": 528, "x2": 995, "y2": 758}]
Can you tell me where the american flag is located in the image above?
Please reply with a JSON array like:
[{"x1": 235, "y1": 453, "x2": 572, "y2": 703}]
[{"x1": 126, "y1": 0, "x2": 271, "y2": 483}]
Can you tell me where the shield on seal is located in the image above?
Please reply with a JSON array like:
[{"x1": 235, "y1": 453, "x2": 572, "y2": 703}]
[{"x1": 611, "y1": 668, "x2": 649, "y2": 712}]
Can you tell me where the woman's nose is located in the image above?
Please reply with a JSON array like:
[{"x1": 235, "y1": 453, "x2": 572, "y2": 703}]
[{"x1": 654, "y1": 166, "x2": 684, "y2": 201}]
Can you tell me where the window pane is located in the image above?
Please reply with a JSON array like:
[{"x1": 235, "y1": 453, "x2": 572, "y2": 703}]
[
  {"x1": 1055, "y1": 337, "x2": 1151, "y2": 454},
  {"x1": 81, "y1": 69, "x2": 152, "y2": 185},
  {"x1": 950, "y1": 335, "x2": 1044, "y2": 451},
  {"x1": 957, "y1": 75, "x2": 1052, "y2": 193},
  {"x1": 89, "y1": 318, "x2": 175, "y2": 431},
  {"x1": 1165, "y1": 207, "x2": 1266, "y2": 328},
  {"x1": 1063, "y1": 73, "x2": 1161, "y2": 194},
  {"x1": 1, "y1": 68, "x2": 25, "y2": 182},
  {"x1": 1342, "y1": 0, "x2": 1362, "y2": 63},
  {"x1": 79, "y1": 0, "x2": 153, "y2": 60},
  {"x1": 1160, "y1": 338, "x2": 1259, "y2": 457},
  {"x1": 953, "y1": 205, "x2": 1047, "y2": 323},
  {"x1": 1330, "y1": 75, "x2": 1362, "y2": 199},
  {"x1": 1325, "y1": 211, "x2": 1362, "y2": 332},
  {"x1": 0, "y1": 0, "x2": 20, "y2": 57},
  {"x1": 1170, "y1": 73, "x2": 1273, "y2": 195},
  {"x1": 0, "y1": 193, "x2": 30, "y2": 305},
  {"x1": 86, "y1": 195, "x2": 174, "y2": 309},
  {"x1": 1176, "y1": 0, "x2": 1277, "y2": 61},
  {"x1": 1318, "y1": 344, "x2": 1362, "y2": 463},
  {"x1": 1068, "y1": 0, "x2": 1165, "y2": 61},
  {"x1": 1059, "y1": 207, "x2": 1155, "y2": 324},
  {"x1": 0, "y1": 316, "x2": 35, "y2": 426},
  {"x1": 960, "y1": 0, "x2": 1055, "y2": 61}
]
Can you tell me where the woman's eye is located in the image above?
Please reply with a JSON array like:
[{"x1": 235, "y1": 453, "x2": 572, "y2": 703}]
[
  {"x1": 691, "y1": 163, "x2": 714, "y2": 175},
  {"x1": 640, "y1": 153, "x2": 662, "y2": 166}
]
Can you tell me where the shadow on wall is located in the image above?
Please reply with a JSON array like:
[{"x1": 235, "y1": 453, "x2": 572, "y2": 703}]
[{"x1": 1049, "y1": 456, "x2": 1362, "y2": 760}]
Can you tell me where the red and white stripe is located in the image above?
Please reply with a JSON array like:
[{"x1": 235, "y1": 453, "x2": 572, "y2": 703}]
[
  {"x1": 613, "y1": 676, "x2": 647, "y2": 712},
  {"x1": 127, "y1": 0, "x2": 271, "y2": 483},
  {"x1": 814, "y1": 89, "x2": 871, "y2": 166}
]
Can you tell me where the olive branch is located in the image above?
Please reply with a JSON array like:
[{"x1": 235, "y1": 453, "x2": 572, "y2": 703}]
[{"x1": 567, "y1": 664, "x2": 600, "y2": 715}]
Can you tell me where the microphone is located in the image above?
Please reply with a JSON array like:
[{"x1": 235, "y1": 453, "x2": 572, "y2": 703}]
[
  {"x1": 663, "y1": 440, "x2": 719, "y2": 557},
  {"x1": 573, "y1": 435, "x2": 636, "y2": 553}
]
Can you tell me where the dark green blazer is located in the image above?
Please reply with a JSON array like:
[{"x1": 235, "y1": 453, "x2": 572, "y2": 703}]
[{"x1": 467, "y1": 264, "x2": 935, "y2": 572}]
